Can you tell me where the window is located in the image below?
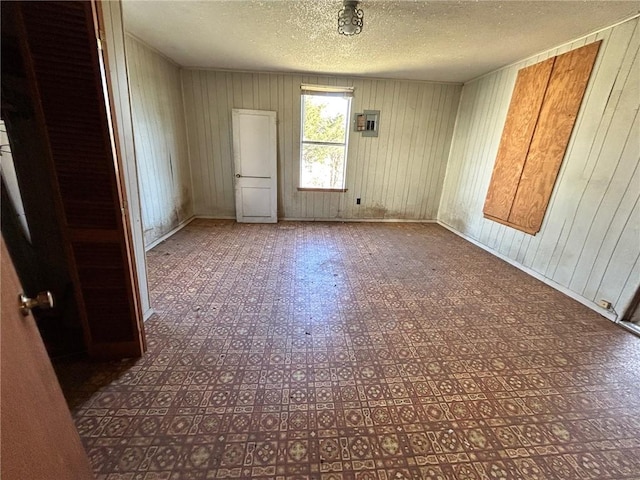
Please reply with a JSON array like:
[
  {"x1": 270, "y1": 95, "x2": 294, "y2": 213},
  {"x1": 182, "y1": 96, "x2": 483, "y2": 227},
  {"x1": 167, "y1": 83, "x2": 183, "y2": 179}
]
[{"x1": 299, "y1": 85, "x2": 353, "y2": 190}]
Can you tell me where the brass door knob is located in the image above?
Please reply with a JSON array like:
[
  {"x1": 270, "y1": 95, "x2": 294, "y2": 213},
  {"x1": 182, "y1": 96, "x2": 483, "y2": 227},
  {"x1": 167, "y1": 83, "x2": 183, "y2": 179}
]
[{"x1": 19, "y1": 291, "x2": 54, "y2": 316}]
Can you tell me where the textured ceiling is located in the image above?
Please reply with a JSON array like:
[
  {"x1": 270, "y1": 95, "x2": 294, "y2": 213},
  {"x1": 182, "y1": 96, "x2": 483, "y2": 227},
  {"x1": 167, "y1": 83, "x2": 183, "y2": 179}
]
[{"x1": 123, "y1": 1, "x2": 639, "y2": 83}]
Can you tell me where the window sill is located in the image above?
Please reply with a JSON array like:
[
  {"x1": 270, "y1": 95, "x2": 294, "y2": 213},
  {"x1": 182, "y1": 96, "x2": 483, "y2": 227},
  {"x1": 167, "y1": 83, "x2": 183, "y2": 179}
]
[{"x1": 298, "y1": 188, "x2": 348, "y2": 193}]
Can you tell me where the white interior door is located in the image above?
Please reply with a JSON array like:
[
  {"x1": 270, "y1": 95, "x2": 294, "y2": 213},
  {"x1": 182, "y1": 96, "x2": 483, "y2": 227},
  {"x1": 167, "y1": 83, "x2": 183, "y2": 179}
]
[{"x1": 232, "y1": 109, "x2": 277, "y2": 223}]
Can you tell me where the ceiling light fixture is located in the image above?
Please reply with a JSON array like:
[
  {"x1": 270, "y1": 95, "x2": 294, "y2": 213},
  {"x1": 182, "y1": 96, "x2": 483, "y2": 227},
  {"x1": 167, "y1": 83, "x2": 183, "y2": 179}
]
[{"x1": 338, "y1": 0, "x2": 363, "y2": 36}]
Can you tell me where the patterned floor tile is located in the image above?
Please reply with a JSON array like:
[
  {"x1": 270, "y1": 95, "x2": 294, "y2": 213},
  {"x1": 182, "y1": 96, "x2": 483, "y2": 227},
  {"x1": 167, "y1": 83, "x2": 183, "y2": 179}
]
[{"x1": 57, "y1": 220, "x2": 640, "y2": 479}]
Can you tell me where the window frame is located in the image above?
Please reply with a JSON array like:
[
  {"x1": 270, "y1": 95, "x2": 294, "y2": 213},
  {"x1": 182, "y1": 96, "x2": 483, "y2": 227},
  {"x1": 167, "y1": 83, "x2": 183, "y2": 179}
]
[{"x1": 298, "y1": 85, "x2": 353, "y2": 191}]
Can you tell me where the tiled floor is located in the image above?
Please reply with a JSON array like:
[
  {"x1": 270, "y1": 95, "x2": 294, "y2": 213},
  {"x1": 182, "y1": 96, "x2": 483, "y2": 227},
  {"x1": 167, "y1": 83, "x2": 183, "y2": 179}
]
[{"x1": 58, "y1": 220, "x2": 640, "y2": 479}]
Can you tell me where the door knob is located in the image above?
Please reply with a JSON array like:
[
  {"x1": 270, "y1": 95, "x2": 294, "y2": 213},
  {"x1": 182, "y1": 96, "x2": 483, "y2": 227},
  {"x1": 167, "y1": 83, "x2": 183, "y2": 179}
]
[
  {"x1": 19, "y1": 291, "x2": 54, "y2": 316},
  {"x1": 235, "y1": 173, "x2": 241, "y2": 178}
]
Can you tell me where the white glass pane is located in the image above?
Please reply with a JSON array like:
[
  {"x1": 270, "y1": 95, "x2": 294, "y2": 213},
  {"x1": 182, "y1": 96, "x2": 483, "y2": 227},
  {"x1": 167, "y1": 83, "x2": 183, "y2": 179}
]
[{"x1": 300, "y1": 144, "x2": 346, "y2": 189}]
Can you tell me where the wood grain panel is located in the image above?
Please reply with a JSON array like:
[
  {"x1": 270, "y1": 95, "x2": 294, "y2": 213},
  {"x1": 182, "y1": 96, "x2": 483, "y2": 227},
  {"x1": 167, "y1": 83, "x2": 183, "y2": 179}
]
[
  {"x1": 439, "y1": 17, "x2": 639, "y2": 316},
  {"x1": 17, "y1": 1, "x2": 145, "y2": 358},
  {"x1": 182, "y1": 70, "x2": 461, "y2": 220},
  {"x1": 125, "y1": 36, "x2": 192, "y2": 246},
  {"x1": 508, "y1": 41, "x2": 602, "y2": 233},
  {"x1": 483, "y1": 58, "x2": 555, "y2": 220},
  {"x1": 1, "y1": 237, "x2": 95, "y2": 480}
]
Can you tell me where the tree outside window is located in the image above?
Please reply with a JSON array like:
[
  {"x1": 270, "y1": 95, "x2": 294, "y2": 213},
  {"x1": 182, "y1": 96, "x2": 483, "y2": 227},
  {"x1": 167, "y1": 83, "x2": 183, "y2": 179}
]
[{"x1": 300, "y1": 90, "x2": 351, "y2": 190}]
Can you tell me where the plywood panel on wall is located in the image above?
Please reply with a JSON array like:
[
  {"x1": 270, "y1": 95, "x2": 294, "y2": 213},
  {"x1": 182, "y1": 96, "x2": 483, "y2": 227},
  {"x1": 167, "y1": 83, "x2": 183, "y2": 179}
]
[
  {"x1": 181, "y1": 70, "x2": 461, "y2": 220},
  {"x1": 484, "y1": 42, "x2": 601, "y2": 234},
  {"x1": 509, "y1": 41, "x2": 602, "y2": 232},
  {"x1": 439, "y1": 17, "x2": 640, "y2": 315},
  {"x1": 126, "y1": 35, "x2": 192, "y2": 246},
  {"x1": 483, "y1": 59, "x2": 554, "y2": 220}
]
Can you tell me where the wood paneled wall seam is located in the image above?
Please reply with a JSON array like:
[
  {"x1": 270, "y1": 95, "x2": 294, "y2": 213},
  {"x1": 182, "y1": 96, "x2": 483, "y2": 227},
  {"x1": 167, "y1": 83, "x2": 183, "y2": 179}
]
[
  {"x1": 181, "y1": 70, "x2": 462, "y2": 220},
  {"x1": 125, "y1": 35, "x2": 193, "y2": 246},
  {"x1": 439, "y1": 17, "x2": 640, "y2": 315}
]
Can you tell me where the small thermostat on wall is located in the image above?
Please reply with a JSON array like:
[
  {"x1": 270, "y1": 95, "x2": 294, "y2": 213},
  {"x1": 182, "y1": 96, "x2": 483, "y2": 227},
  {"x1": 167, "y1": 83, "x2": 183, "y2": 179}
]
[{"x1": 354, "y1": 110, "x2": 379, "y2": 137}]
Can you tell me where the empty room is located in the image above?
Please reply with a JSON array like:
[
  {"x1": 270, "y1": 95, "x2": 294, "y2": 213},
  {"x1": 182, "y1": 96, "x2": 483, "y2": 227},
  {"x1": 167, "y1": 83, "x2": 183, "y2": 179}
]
[{"x1": 1, "y1": 1, "x2": 640, "y2": 479}]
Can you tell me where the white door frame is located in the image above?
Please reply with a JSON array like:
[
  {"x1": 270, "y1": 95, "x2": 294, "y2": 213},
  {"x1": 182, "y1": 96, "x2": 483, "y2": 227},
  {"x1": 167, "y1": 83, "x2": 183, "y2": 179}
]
[{"x1": 232, "y1": 109, "x2": 278, "y2": 223}]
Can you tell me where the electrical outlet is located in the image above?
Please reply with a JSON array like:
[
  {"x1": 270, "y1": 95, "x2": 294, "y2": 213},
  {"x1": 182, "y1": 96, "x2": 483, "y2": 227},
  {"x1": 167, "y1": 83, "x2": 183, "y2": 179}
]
[
  {"x1": 598, "y1": 299, "x2": 612, "y2": 310},
  {"x1": 356, "y1": 198, "x2": 361, "y2": 205}
]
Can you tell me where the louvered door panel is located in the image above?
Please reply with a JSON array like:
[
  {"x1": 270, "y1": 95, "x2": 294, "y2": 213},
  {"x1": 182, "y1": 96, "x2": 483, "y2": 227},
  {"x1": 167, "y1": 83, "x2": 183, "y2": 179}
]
[{"x1": 18, "y1": 2, "x2": 145, "y2": 358}]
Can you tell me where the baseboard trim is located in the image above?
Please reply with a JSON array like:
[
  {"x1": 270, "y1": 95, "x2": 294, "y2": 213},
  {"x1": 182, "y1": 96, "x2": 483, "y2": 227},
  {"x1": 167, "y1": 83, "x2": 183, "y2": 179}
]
[
  {"x1": 143, "y1": 308, "x2": 154, "y2": 322},
  {"x1": 144, "y1": 216, "x2": 196, "y2": 251},
  {"x1": 436, "y1": 220, "x2": 617, "y2": 322},
  {"x1": 194, "y1": 215, "x2": 236, "y2": 220},
  {"x1": 192, "y1": 215, "x2": 438, "y2": 224},
  {"x1": 281, "y1": 217, "x2": 437, "y2": 223},
  {"x1": 618, "y1": 321, "x2": 640, "y2": 337}
]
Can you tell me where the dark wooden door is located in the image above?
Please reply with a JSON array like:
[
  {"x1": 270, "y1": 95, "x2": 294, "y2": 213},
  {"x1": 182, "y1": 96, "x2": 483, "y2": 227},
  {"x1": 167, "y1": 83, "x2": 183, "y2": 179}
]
[
  {"x1": 2, "y1": 1, "x2": 146, "y2": 359},
  {"x1": 1, "y1": 237, "x2": 95, "y2": 480}
]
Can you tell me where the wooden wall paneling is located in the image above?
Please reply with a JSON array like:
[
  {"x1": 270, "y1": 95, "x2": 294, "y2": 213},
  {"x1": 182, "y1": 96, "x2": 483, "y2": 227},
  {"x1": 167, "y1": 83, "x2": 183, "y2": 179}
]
[
  {"x1": 223, "y1": 75, "x2": 236, "y2": 208},
  {"x1": 438, "y1": 83, "x2": 470, "y2": 229},
  {"x1": 473, "y1": 75, "x2": 501, "y2": 248},
  {"x1": 594, "y1": 198, "x2": 640, "y2": 304},
  {"x1": 181, "y1": 72, "x2": 196, "y2": 208},
  {"x1": 375, "y1": 81, "x2": 398, "y2": 217},
  {"x1": 483, "y1": 58, "x2": 555, "y2": 222},
  {"x1": 413, "y1": 85, "x2": 434, "y2": 214},
  {"x1": 421, "y1": 84, "x2": 442, "y2": 219},
  {"x1": 471, "y1": 75, "x2": 500, "y2": 237},
  {"x1": 214, "y1": 73, "x2": 227, "y2": 210},
  {"x1": 347, "y1": 77, "x2": 364, "y2": 218},
  {"x1": 569, "y1": 59, "x2": 640, "y2": 296},
  {"x1": 258, "y1": 73, "x2": 270, "y2": 111},
  {"x1": 126, "y1": 35, "x2": 193, "y2": 247},
  {"x1": 98, "y1": 2, "x2": 150, "y2": 317},
  {"x1": 406, "y1": 84, "x2": 432, "y2": 216},
  {"x1": 508, "y1": 41, "x2": 602, "y2": 233},
  {"x1": 545, "y1": 26, "x2": 638, "y2": 281},
  {"x1": 392, "y1": 82, "x2": 416, "y2": 215},
  {"x1": 476, "y1": 70, "x2": 514, "y2": 244},
  {"x1": 439, "y1": 17, "x2": 639, "y2": 315},
  {"x1": 181, "y1": 70, "x2": 461, "y2": 220},
  {"x1": 432, "y1": 86, "x2": 460, "y2": 218},
  {"x1": 210, "y1": 73, "x2": 224, "y2": 208},
  {"x1": 349, "y1": 79, "x2": 364, "y2": 218},
  {"x1": 615, "y1": 253, "x2": 640, "y2": 309},
  {"x1": 206, "y1": 71, "x2": 217, "y2": 211},
  {"x1": 464, "y1": 77, "x2": 497, "y2": 238},
  {"x1": 191, "y1": 72, "x2": 206, "y2": 209},
  {"x1": 274, "y1": 74, "x2": 285, "y2": 216},
  {"x1": 278, "y1": 76, "x2": 292, "y2": 218},
  {"x1": 183, "y1": 72, "x2": 199, "y2": 210},
  {"x1": 285, "y1": 73, "x2": 297, "y2": 216},
  {"x1": 382, "y1": 81, "x2": 402, "y2": 213},
  {"x1": 426, "y1": 86, "x2": 449, "y2": 219},
  {"x1": 409, "y1": 83, "x2": 428, "y2": 213},
  {"x1": 582, "y1": 138, "x2": 639, "y2": 301}
]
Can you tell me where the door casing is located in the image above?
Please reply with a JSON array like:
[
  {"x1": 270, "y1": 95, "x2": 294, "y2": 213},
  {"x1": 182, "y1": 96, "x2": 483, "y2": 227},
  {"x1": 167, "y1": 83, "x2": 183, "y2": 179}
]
[{"x1": 232, "y1": 109, "x2": 278, "y2": 223}]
